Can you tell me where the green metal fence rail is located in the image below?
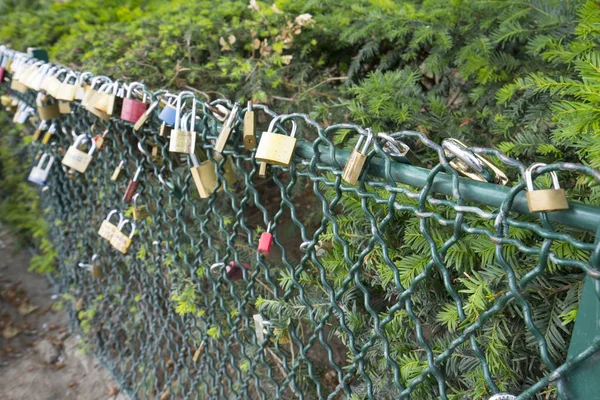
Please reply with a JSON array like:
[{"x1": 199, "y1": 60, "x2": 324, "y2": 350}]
[{"x1": 2, "y1": 48, "x2": 600, "y2": 400}]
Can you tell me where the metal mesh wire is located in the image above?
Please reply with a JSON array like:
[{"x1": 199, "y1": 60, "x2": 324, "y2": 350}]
[{"x1": 4, "y1": 60, "x2": 600, "y2": 400}]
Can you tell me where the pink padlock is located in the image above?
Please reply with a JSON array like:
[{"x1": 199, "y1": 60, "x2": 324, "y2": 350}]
[
  {"x1": 121, "y1": 82, "x2": 148, "y2": 123},
  {"x1": 258, "y1": 222, "x2": 273, "y2": 256}
]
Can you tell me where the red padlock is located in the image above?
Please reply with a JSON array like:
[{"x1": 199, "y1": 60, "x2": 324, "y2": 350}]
[
  {"x1": 123, "y1": 166, "x2": 142, "y2": 203},
  {"x1": 226, "y1": 261, "x2": 250, "y2": 281},
  {"x1": 121, "y1": 82, "x2": 148, "y2": 123},
  {"x1": 258, "y1": 222, "x2": 273, "y2": 256}
]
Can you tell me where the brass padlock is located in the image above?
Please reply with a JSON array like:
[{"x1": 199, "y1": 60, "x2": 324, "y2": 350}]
[
  {"x1": 10, "y1": 78, "x2": 28, "y2": 93},
  {"x1": 525, "y1": 163, "x2": 569, "y2": 213},
  {"x1": 58, "y1": 101, "x2": 71, "y2": 114},
  {"x1": 41, "y1": 123, "x2": 56, "y2": 144},
  {"x1": 98, "y1": 210, "x2": 123, "y2": 241},
  {"x1": 169, "y1": 93, "x2": 196, "y2": 154},
  {"x1": 104, "y1": 81, "x2": 124, "y2": 116},
  {"x1": 255, "y1": 117, "x2": 298, "y2": 167},
  {"x1": 56, "y1": 72, "x2": 78, "y2": 102},
  {"x1": 91, "y1": 263, "x2": 104, "y2": 279},
  {"x1": 61, "y1": 134, "x2": 97, "y2": 174},
  {"x1": 110, "y1": 220, "x2": 136, "y2": 255},
  {"x1": 75, "y1": 72, "x2": 93, "y2": 101},
  {"x1": 190, "y1": 153, "x2": 221, "y2": 198},
  {"x1": 442, "y1": 139, "x2": 509, "y2": 186},
  {"x1": 214, "y1": 103, "x2": 239, "y2": 153},
  {"x1": 243, "y1": 101, "x2": 256, "y2": 150},
  {"x1": 132, "y1": 193, "x2": 150, "y2": 221},
  {"x1": 36, "y1": 92, "x2": 60, "y2": 121},
  {"x1": 342, "y1": 130, "x2": 374, "y2": 185},
  {"x1": 43, "y1": 68, "x2": 66, "y2": 98},
  {"x1": 111, "y1": 160, "x2": 125, "y2": 181}
]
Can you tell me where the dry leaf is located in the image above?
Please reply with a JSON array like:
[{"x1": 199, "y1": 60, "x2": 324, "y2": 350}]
[
  {"x1": 282, "y1": 55, "x2": 293, "y2": 65},
  {"x1": 18, "y1": 303, "x2": 38, "y2": 316},
  {"x1": 3, "y1": 325, "x2": 20, "y2": 339},
  {"x1": 248, "y1": 0, "x2": 259, "y2": 12},
  {"x1": 252, "y1": 38, "x2": 261, "y2": 50},
  {"x1": 219, "y1": 37, "x2": 230, "y2": 51},
  {"x1": 295, "y1": 13, "x2": 313, "y2": 27},
  {"x1": 228, "y1": 35, "x2": 236, "y2": 45}
]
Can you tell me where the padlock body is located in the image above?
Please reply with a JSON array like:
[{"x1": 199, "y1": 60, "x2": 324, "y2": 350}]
[
  {"x1": 110, "y1": 231, "x2": 132, "y2": 254},
  {"x1": 105, "y1": 94, "x2": 123, "y2": 116},
  {"x1": 91, "y1": 264, "x2": 104, "y2": 279},
  {"x1": 62, "y1": 146, "x2": 93, "y2": 173},
  {"x1": 255, "y1": 132, "x2": 297, "y2": 167},
  {"x1": 37, "y1": 103, "x2": 60, "y2": 121},
  {"x1": 158, "y1": 104, "x2": 176, "y2": 126},
  {"x1": 81, "y1": 88, "x2": 97, "y2": 107},
  {"x1": 98, "y1": 220, "x2": 117, "y2": 241},
  {"x1": 258, "y1": 232, "x2": 273, "y2": 256},
  {"x1": 121, "y1": 98, "x2": 148, "y2": 123},
  {"x1": 526, "y1": 189, "x2": 569, "y2": 213},
  {"x1": 243, "y1": 110, "x2": 256, "y2": 150},
  {"x1": 214, "y1": 125, "x2": 232, "y2": 153},
  {"x1": 225, "y1": 262, "x2": 249, "y2": 281},
  {"x1": 123, "y1": 179, "x2": 139, "y2": 203},
  {"x1": 58, "y1": 101, "x2": 71, "y2": 114},
  {"x1": 190, "y1": 162, "x2": 219, "y2": 198},
  {"x1": 133, "y1": 205, "x2": 149, "y2": 221},
  {"x1": 87, "y1": 104, "x2": 110, "y2": 121},
  {"x1": 169, "y1": 129, "x2": 196, "y2": 154},
  {"x1": 110, "y1": 166, "x2": 122, "y2": 181},
  {"x1": 341, "y1": 149, "x2": 367, "y2": 185},
  {"x1": 56, "y1": 83, "x2": 77, "y2": 101},
  {"x1": 10, "y1": 79, "x2": 28, "y2": 93},
  {"x1": 133, "y1": 113, "x2": 150, "y2": 131},
  {"x1": 28, "y1": 166, "x2": 45, "y2": 185}
]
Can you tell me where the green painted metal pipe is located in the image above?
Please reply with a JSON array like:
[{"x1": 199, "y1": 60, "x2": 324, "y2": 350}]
[{"x1": 295, "y1": 142, "x2": 600, "y2": 233}]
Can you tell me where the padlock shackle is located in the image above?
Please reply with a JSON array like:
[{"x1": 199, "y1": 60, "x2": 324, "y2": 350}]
[
  {"x1": 77, "y1": 71, "x2": 94, "y2": 86},
  {"x1": 267, "y1": 115, "x2": 298, "y2": 138},
  {"x1": 116, "y1": 219, "x2": 136, "y2": 239},
  {"x1": 525, "y1": 163, "x2": 562, "y2": 192},
  {"x1": 106, "y1": 209, "x2": 123, "y2": 224},
  {"x1": 210, "y1": 262, "x2": 225, "y2": 275},
  {"x1": 174, "y1": 91, "x2": 196, "y2": 131},
  {"x1": 90, "y1": 75, "x2": 111, "y2": 89},
  {"x1": 132, "y1": 192, "x2": 142, "y2": 207},
  {"x1": 73, "y1": 134, "x2": 97, "y2": 155},
  {"x1": 189, "y1": 154, "x2": 200, "y2": 167},
  {"x1": 62, "y1": 71, "x2": 78, "y2": 85},
  {"x1": 126, "y1": 82, "x2": 145, "y2": 98}
]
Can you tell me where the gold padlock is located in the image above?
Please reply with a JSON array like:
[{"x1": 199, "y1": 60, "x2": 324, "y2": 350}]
[
  {"x1": 525, "y1": 163, "x2": 570, "y2": 213},
  {"x1": 243, "y1": 101, "x2": 257, "y2": 150},
  {"x1": 169, "y1": 93, "x2": 196, "y2": 154},
  {"x1": 442, "y1": 139, "x2": 509, "y2": 186},
  {"x1": 58, "y1": 101, "x2": 71, "y2": 114},
  {"x1": 55, "y1": 72, "x2": 78, "y2": 102},
  {"x1": 111, "y1": 160, "x2": 125, "y2": 181},
  {"x1": 91, "y1": 263, "x2": 104, "y2": 279},
  {"x1": 98, "y1": 210, "x2": 122, "y2": 241},
  {"x1": 61, "y1": 134, "x2": 97, "y2": 173},
  {"x1": 190, "y1": 154, "x2": 220, "y2": 198},
  {"x1": 255, "y1": 117, "x2": 298, "y2": 167},
  {"x1": 109, "y1": 220, "x2": 136, "y2": 255},
  {"x1": 36, "y1": 92, "x2": 60, "y2": 121},
  {"x1": 342, "y1": 130, "x2": 374, "y2": 185},
  {"x1": 214, "y1": 103, "x2": 239, "y2": 153},
  {"x1": 10, "y1": 78, "x2": 28, "y2": 93},
  {"x1": 132, "y1": 194, "x2": 150, "y2": 221}
]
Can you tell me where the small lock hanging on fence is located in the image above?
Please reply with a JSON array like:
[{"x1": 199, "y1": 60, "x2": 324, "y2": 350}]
[
  {"x1": 27, "y1": 63, "x2": 50, "y2": 92},
  {"x1": 158, "y1": 95, "x2": 178, "y2": 127},
  {"x1": 525, "y1": 163, "x2": 570, "y2": 213},
  {"x1": 104, "y1": 80, "x2": 124, "y2": 116},
  {"x1": 41, "y1": 122, "x2": 57, "y2": 144},
  {"x1": 91, "y1": 124, "x2": 109, "y2": 150},
  {"x1": 133, "y1": 99, "x2": 159, "y2": 131},
  {"x1": 81, "y1": 75, "x2": 108, "y2": 108},
  {"x1": 442, "y1": 138, "x2": 508, "y2": 185},
  {"x1": 78, "y1": 254, "x2": 104, "y2": 280},
  {"x1": 61, "y1": 134, "x2": 97, "y2": 174},
  {"x1": 243, "y1": 101, "x2": 256, "y2": 150},
  {"x1": 55, "y1": 71, "x2": 78, "y2": 102},
  {"x1": 253, "y1": 314, "x2": 271, "y2": 344},
  {"x1": 132, "y1": 193, "x2": 149, "y2": 221},
  {"x1": 40, "y1": 67, "x2": 65, "y2": 98},
  {"x1": 342, "y1": 130, "x2": 374, "y2": 185},
  {"x1": 378, "y1": 132, "x2": 419, "y2": 165},
  {"x1": 36, "y1": 92, "x2": 60, "y2": 121},
  {"x1": 85, "y1": 81, "x2": 112, "y2": 122},
  {"x1": 14, "y1": 102, "x2": 34, "y2": 124},
  {"x1": 111, "y1": 160, "x2": 125, "y2": 181},
  {"x1": 158, "y1": 174, "x2": 183, "y2": 200},
  {"x1": 98, "y1": 210, "x2": 123, "y2": 241},
  {"x1": 27, "y1": 153, "x2": 54, "y2": 186},
  {"x1": 121, "y1": 82, "x2": 149, "y2": 123},
  {"x1": 109, "y1": 219, "x2": 136, "y2": 255},
  {"x1": 214, "y1": 102, "x2": 239, "y2": 153},
  {"x1": 123, "y1": 166, "x2": 142, "y2": 203},
  {"x1": 75, "y1": 72, "x2": 92, "y2": 101},
  {"x1": 211, "y1": 261, "x2": 249, "y2": 282},
  {"x1": 169, "y1": 92, "x2": 197, "y2": 154},
  {"x1": 258, "y1": 222, "x2": 274, "y2": 256},
  {"x1": 32, "y1": 120, "x2": 48, "y2": 141},
  {"x1": 255, "y1": 116, "x2": 298, "y2": 167},
  {"x1": 189, "y1": 151, "x2": 220, "y2": 199}
]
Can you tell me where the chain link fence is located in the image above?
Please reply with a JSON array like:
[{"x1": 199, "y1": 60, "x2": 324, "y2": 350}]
[{"x1": 2, "y1": 49, "x2": 600, "y2": 399}]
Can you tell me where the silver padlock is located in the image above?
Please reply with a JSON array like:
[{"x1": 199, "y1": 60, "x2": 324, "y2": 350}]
[
  {"x1": 28, "y1": 153, "x2": 54, "y2": 186},
  {"x1": 169, "y1": 91, "x2": 197, "y2": 154}
]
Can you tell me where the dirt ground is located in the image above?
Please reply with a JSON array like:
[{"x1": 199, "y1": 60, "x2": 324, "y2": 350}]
[{"x1": 0, "y1": 227, "x2": 125, "y2": 400}]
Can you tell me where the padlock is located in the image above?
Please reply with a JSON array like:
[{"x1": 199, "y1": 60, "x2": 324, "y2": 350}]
[
  {"x1": 123, "y1": 166, "x2": 142, "y2": 203},
  {"x1": 91, "y1": 124, "x2": 109, "y2": 150},
  {"x1": 211, "y1": 261, "x2": 250, "y2": 282},
  {"x1": 36, "y1": 92, "x2": 60, "y2": 121},
  {"x1": 28, "y1": 63, "x2": 51, "y2": 91},
  {"x1": 75, "y1": 72, "x2": 93, "y2": 101},
  {"x1": 98, "y1": 210, "x2": 123, "y2": 241},
  {"x1": 214, "y1": 102, "x2": 239, "y2": 153},
  {"x1": 190, "y1": 153, "x2": 220, "y2": 199},
  {"x1": 442, "y1": 139, "x2": 509, "y2": 186},
  {"x1": 342, "y1": 130, "x2": 374, "y2": 185},
  {"x1": 58, "y1": 101, "x2": 71, "y2": 114},
  {"x1": 255, "y1": 116, "x2": 298, "y2": 167},
  {"x1": 90, "y1": 81, "x2": 113, "y2": 113},
  {"x1": 41, "y1": 123, "x2": 57, "y2": 144},
  {"x1": 378, "y1": 133, "x2": 419, "y2": 165},
  {"x1": 9, "y1": 78, "x2": 28, "y2": 93},
  {"x1": 243, "y1": 101, "x2": 257, "y2": 150},
  {"x1": 81, "y1": 76, "x2": 108, "y2": 107},
  {"x1": 28, "y1": 153, "x2": 54, "y2": 186},
  {"x1": 525, "y1": 163, "x2": 570, "y2": 213},
  {"x1": 109, "y1": 219, "x2": 136, "y2": 254},
  {"x1": 120, "y1": 82, "x2": 149, "y2": 123},
  {"x1": 21, "y1": 61, "x2": 43, "y2": 90},
  {"x1": 43, "y1": 68, "x2": 66, "y2": 98},
  {"x1": 91, "y1": 263, "x2": 104, "y2": 279},
  {"x1": 258, "y1": 222, "x2": 274, "y2": 256},
  {"x1": 158, "y1": 95, "x2": 178, "y2": 126},
  {"x1": 132, "y1": 193, "x2": 149, "y2": 221},
  {"x1": 55, "y1": 71, "x2": 78, "y2": 102},
  {"x1": 32, "y1": 121, "x2": 48, "y2": 141},
  {"x1": 61, "y1": 134, "x2": 97, "y2": 173},
  {"x1": 15, "y1": 103, "x2": 35, "y2": 124},
  {"x1": 169, "y1": 92, "x2": 197, "y2": 154},
  {"x1": 105, "y1": 81, "x2": 124, "y2": 116},
  {"x1": 300, "y1": 240, "x2": 328, "y2": 257},
  {"x1": 252, "y1": 314, "x2": 271, "y2": 344},
  {"x1": 111, "y1": 160, "x2": 125, "y2": 181},
  {"x1": 133, "y1": 99, "x2": 159, "y2": 131}
]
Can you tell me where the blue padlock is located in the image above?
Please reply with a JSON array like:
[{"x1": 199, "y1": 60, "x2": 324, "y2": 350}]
[{"x1": 158, "y1": 94, "x2": 178, "y2": 126}]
